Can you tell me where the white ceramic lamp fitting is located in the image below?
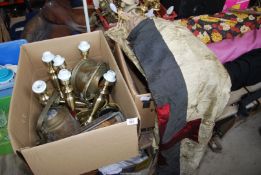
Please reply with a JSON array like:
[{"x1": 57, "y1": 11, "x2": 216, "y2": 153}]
[
  {"x1": 58, "y1": 69, "x2": 71, "y2": 82},
  {"x1": 78, "y1": 41, "x2": 90, "y2": 52},
  {"x1": 32, "y1": 80, "x2": 47, "y2": 94},
  {"x1": 42, "y1": 51, "x2": 55, "y2": 63},
  {"x1": 103, "y1": 70, "x2": 116, "y2": 83},
  {"x1": 53, "y1": 55, "x2": 65, "y2": 67}
]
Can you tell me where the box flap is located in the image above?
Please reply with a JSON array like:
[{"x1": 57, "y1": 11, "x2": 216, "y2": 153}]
[
  {"x1": 114, "y1": 44, "x2": 156, "y2": 129},
  {"x1": 21, "y1": 123, "x2": 138, "y2": 175}
]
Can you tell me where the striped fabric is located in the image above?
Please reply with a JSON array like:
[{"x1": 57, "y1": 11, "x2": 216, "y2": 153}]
[{"x1": 128, "y1": 18, "x2": 231, "y2": 175}]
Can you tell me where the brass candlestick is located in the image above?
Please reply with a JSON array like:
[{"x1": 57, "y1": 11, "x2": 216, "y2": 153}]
[
  {"x1": 86, "y1": 70, "x2": 116, "y2": 124},
  {"x1": 32, "y1": 80, "x2": 50, "y2": 105},
  {"x1": 53, "y1": 55, "x2": 67, "y2": 72},
  {"x1": 78, "y1": 41, "x2": 90, "y2": 60},
  {"x1": 42, "y1": 51, "x2": 64, "y2": 99},
  {"x1": 58, "y1": 69, "x2": 75, "y2": 112}
]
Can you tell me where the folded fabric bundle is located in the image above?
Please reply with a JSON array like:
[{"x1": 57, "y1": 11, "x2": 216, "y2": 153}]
[
  {"x1": 224, "y1": 48, "x2": 261, "y2": 91},
  {"x1": 208, "y1": 29, "x2": 261, "y2": 63},
  {"x1": 107, "y1": 16, "x2": 231, "y2": 175},
  {"x1": 128, "y1": 18, "x2": 231, "y2": 175},
  {"x1": 179, "y1": 11, "x2": 261, "y2": 44}
]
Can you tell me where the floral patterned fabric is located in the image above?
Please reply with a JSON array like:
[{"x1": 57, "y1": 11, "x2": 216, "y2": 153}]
[{"x1": 179, "y1": 12, "x2": 261, "y2": 44}]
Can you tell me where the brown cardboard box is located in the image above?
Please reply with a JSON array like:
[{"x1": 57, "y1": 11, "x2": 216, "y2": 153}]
[
  {"x1": 8, "y1": 31, "x2": 140, "y2": 175},
  {"x1": 114, "y1": 44, "x2": 156, "y2": 129}
]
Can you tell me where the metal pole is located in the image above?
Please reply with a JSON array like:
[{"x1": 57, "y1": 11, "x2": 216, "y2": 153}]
[{"x1": 83, "y1": 0, "x2": 91, "y2": 32}]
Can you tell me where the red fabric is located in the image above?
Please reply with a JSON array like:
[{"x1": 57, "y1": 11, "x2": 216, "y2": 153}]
[
  {"x1": 156, "y1": 103, "x2": 170, "y2": 165},
  {"x1": 156, "y1": 103, "x2": 171, "y2": 139},
  {"x1": 160, "y1": 118, "x2": 201, "y2": 150},
  {"x1": 156, "y1": 103, "x2": 202, "y2": 165}
]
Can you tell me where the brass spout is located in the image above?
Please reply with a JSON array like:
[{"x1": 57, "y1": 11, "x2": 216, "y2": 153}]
[
  {"x1": 86, "y1": 70, "x2": 116, "y2": 124},
  {"x1": 58, "y1": 69, "x2": 75, "y2": 111},
  {"x1": 32, "y1": 80, "x2": 50, "y2": 105},
  {"x1": 42, "y1": 51, "x2": 64, "y2": 99},
  {"x1": 78, "y1": 41, "x2": 90, "y2": 60}
]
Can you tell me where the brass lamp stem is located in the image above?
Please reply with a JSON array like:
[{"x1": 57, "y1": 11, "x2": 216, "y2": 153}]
[
  {"x1": 42, "y1": 51, "x2": 64, "y2": 99},
  {"x1": 78, "y1": 41, "x2": 90, "y2": 60},
  {"x1": 32, "y1": 80, "x2": 50, "y2": 105},
  {"x1": 58, "y1": 69, "x2": 75, "y2": 112},
  {"x1": 86, "y1": 70, "x2": 116, "y2": 124}
]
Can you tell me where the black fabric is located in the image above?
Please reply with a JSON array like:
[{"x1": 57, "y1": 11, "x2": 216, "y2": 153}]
[
  {"x1": 249, "y1": 0, "x2": 260, "y2": 6},
  {"x1": 128, "y1": 19, "x2": 188, "y2": 175},
  {"x1": 224, "y1": 48, "x2": 261, "y2": 91},
  {"x1": 238, "y1": 88, "x2": 261, "y2": 116},
  {"x1": 161, "y1": 0, "x2": 226, "y2": 18}
]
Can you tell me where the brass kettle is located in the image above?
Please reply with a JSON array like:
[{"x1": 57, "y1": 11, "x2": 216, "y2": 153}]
[
  {"x1": 43, "y1": 106, "x2": 80, "y2": 142},
  {"x1": 36, "y1": 91, "x2": 80, "y2": 144}
]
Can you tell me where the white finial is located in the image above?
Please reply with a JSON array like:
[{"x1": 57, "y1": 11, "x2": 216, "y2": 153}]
[
  {"x1": 42, "y1": 51, "x2": 55, "y2": 63},
  {"x1": 110, "y1": 3, "x2": 118, "y2": 13},
  {"x1": 53, "y1": 55, "x2": 65, "y2": 67},
  {"x1": 145, "y1": 9, "x2": 155, "y2": 18},
  {"x1": 32, "y1": 80, "x2": 47, "y2": 94},
  {"x1": 93, "y1": 0, "x2": 99, "y2": 9},
  {"x1": 78, "y1": 41, "x2": 90, "y2": 52},
  {"x1": 103, "y1": 70, "x2": 116, "y2": 83},
  {"x1": 58, "y1": 69, "x2": 71, "y2": 81},
  {"x1": 167, "y1": 6, "x2": 174, "y2": 15}
]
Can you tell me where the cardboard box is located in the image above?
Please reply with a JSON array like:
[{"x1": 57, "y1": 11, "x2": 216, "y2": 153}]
[
  {"x1": 114, "y1": 44, "x2": 156, "y2": 129},
  {"x1": 8, "y1": 31, "x2": 140, "y2": 175}
]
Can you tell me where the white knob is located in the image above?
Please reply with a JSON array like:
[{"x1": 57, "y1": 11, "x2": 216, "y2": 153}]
[
  {"x1": 103, "y1": 70, "x2": 116, "y2": 83},
  {"x1": 53, "y1": 55, "x2": 65, "y2": 67},
  {"x1": 167, "y1": 6, "x2": 174, "y2": 15},
  {"x1": 78, "y1": 41, "x2": 90, "y2": 52},
  {"x1": 32, "y1": 80, "x2": 47, "y2": 94},
  {"x1": 58, "y1": 69, "x2": 71, "y2": 81},
  {"x1": 42, "y1": 51, "x2": 55, "y2": 63},
  {"x1": 110, "y1": 3, "x2": 118, "y2": 13},
  {"x1": 145, "y1": 9, "x2": 155, "y2": 18}
]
